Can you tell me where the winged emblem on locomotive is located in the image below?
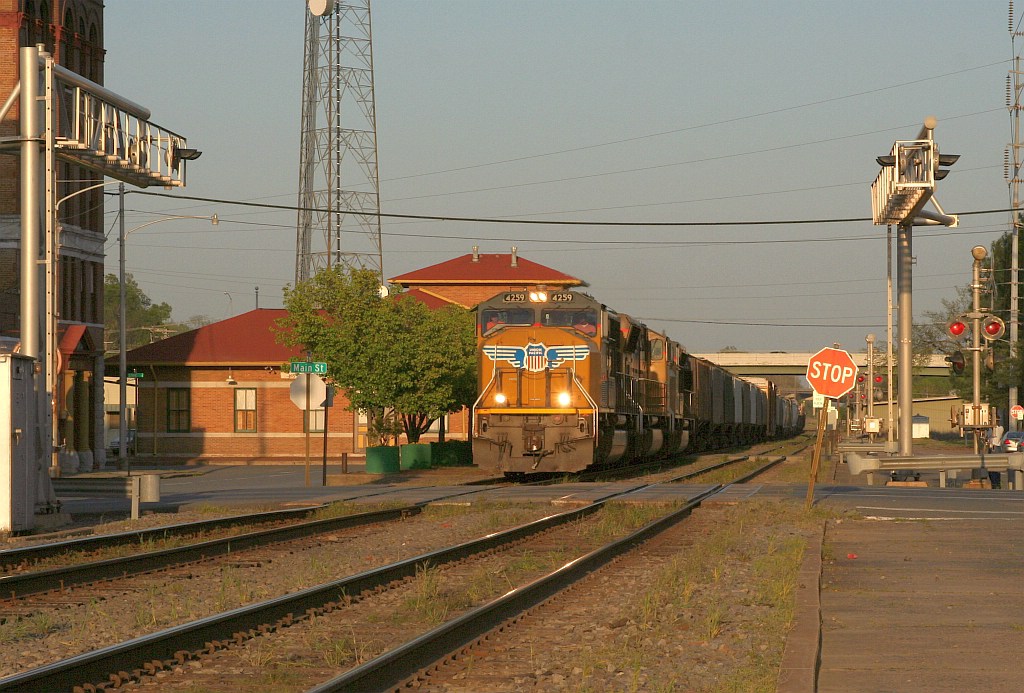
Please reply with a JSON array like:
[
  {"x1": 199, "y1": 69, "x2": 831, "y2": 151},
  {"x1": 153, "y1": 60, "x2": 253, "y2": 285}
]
[{"x1": 483, "y1": 343, "x2": 590, "y2": 373}]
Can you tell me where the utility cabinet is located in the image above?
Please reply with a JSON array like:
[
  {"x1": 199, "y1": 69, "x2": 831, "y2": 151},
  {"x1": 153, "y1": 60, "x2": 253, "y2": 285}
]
[{"x1": 0, "y1": 353, "x2": 38, "y2": 532}]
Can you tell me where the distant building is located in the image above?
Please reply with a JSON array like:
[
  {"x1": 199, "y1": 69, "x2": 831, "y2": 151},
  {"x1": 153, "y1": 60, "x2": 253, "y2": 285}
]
[
  {"x1": 1, "y1": 1, "x2": 108, "y2": 472},
  {"x1": 388, "y1": 246, "x2": 586, "y2": 308},
  {"x1": 110, "y1": 251, "x2": 584, "y2": 463}
]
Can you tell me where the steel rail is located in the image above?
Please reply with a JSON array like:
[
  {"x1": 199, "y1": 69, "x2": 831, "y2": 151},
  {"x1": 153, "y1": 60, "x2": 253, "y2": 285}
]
[
  {"x1": 314, "y1": 456, "x2": 786, "y2": 691},
  {"x1": 0, "y1": 505, "x2": 420, "y2": 600},
  {"x1": 0, "y1": 505, "x2": 328, "y2": 568},
  {"x1": 1, "y1": 478, "x2": 503, "y2": 569},
  {"x1": 0, "y1": 457, "x2": 769, "y2": 691}
]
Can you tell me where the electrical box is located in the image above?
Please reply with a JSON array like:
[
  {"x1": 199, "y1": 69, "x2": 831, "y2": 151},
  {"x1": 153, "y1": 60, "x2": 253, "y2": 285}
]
[
  {"x1": 864, "y1": 417, "x2": 881, "y2": 434},
  {"x1": 961, "y1": 403, "x2": 991, "y2": 429},
  {"x1": 0, "y1": 352, "x2": 38, "y2": 532}
]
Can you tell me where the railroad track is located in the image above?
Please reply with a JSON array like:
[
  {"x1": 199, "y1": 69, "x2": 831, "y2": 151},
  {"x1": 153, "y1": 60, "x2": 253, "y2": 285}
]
[
  {"x1": 0, "y1": 481, "x2": 512, "y2": 606},
  {"x1": 0, "y1": 453, "x2": 786, "y2": 691}
]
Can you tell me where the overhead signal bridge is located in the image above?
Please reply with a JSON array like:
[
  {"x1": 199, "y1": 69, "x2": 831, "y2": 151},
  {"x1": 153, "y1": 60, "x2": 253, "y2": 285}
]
[{"x1": 0, "y1": 55, "x2": 195, "y2": 188}]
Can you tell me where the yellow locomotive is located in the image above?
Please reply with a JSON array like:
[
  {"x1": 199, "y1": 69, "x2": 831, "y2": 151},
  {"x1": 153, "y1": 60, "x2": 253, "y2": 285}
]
[{"x1": 472, "y1": 290, "x2": 802, "y2": 475}]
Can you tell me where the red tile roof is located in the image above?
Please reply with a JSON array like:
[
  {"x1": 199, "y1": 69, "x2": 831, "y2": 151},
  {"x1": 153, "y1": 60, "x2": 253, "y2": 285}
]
[
  {"x1": 400, "y1": 288, "x2": 460, "y2": 309},
  {"x1": 122, "y1": 309, "x2": 300, "y2": 365},
  {"x1": 389, "y1": 252, "x2": 585, "y2": 287}
]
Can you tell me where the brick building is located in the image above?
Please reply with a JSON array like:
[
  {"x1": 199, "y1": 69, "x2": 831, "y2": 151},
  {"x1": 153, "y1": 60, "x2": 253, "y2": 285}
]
[
  {"x1": 118, "y1": 251, "x2": 584, "y2": 463},
  {"x1": 1, "y1": 1, "x2": 108, "y2": 472}
]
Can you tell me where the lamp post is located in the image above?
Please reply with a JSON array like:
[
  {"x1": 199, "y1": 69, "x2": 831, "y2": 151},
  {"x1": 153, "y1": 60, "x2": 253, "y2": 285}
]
[{"x1": 117, "y1": 182, "x2": 217, "y2": 470}]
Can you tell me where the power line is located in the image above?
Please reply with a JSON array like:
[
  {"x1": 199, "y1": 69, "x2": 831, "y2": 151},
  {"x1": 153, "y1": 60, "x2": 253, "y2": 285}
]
[{"x1": 132, "y1": 189, "x2": 1022, "y2": 229}]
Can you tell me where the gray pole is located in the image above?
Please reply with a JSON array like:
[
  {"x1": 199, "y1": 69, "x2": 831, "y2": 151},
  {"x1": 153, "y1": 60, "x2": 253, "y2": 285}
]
[
  {"x1": 866, "y1": 334, "x2": 875, "y2": 419},
  {"x1": 897, "y1": 223, "x2": 913, "y2": 456},
  {"x1": 118, "y1": 184, "x2": 128, "y2": 470},
  {"x1": 19, "y1": 46, "x2": 39, "y2": 361},
  {"x1": 886, "y1": 225, "x2": 895, "y2": 447},
  {"x1": 971, "y1": 246, "x2": 987, "y2": 454}
]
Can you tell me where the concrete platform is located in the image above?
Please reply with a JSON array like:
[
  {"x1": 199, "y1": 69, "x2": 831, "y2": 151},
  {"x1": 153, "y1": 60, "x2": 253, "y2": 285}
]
[{"x1": 816, "y1": 518, "x2": 1024, "y2": 692}]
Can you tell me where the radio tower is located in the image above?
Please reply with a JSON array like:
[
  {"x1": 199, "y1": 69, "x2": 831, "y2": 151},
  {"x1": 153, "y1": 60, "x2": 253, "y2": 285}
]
[
  {"x1": 296, "y1": 0, "x2": 383, "y2": 285},
  {"x1": 1008, "y1": 1, "x2": 1023, "y2": 424}
]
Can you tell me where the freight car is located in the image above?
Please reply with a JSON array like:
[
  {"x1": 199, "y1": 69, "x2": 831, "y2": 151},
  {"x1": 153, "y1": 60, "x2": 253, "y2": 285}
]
[{"x1": 471, "y1": 290, "x2": 803, "y2": 475}]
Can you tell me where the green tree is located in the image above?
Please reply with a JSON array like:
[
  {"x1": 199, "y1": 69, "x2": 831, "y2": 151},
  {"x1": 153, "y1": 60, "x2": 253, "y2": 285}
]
[
  {"x1": 275, "y1": 266, "x2": 477, "y2": 446},
  {"x1": 391, "y1": 296, "x2": 477, "y2": 442},
  {"x1": 103, "y1": 273, "x2": 174, "y2": 352}
]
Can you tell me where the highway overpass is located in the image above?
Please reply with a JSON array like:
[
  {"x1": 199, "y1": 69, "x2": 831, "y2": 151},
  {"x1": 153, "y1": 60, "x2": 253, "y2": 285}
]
[{"x1": 692, "y1": 352, "x2": 950, "y2": 378}]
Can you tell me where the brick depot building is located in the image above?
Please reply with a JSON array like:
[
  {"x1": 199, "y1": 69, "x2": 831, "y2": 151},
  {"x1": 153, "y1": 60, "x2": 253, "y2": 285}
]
[{"x1": 117, "y1": 250, "x2": 584, "y2": 462}]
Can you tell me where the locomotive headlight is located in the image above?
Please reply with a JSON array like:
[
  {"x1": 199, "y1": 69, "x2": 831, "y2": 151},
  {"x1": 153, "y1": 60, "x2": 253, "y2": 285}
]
[
  {"x1": 557, "y1": 391, "x2": 571, "y2": 407},
  {"x1": 529, "y1": 291, "x2": 548, "y2": 303},
  {"x1": 494, "y1": 392, "x2": 507, "y2": 404}
]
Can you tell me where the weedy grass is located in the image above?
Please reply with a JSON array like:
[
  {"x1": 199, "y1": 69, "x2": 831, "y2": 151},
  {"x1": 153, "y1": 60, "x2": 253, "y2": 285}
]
[
  {"x1": 578, "y1": 499, "x2": 833, "y2": 692},
  {"x1": 0, "y1": 611, "x2": 62, "y2": 644}
]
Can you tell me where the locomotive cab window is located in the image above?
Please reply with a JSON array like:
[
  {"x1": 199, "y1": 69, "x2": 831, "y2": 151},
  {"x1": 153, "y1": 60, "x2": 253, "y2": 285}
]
[
  {"x1": 651, "y1": 339, "x2": 665, "y2": 360},
  {"x1": 542, "y1": 308, "x2": 597, "y2": 336},
  {"x1": 482, "y1": 308, "x2": 534, "y2": 333}
]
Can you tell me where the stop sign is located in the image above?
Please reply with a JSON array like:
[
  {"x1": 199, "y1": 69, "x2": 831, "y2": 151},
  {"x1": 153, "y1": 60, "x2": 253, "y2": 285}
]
[
  {"x1": 805, "y1": 347, "x2": 858, "y2": 399},
  {"x1": 290, "y1": 373, "x2": 328, "y2": 409}
]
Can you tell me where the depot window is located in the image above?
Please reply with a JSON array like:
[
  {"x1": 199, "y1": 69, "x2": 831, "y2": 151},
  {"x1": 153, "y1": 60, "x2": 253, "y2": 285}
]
[
  {"x1": 167, "y1": 388, "x2": 190, "y2": 433},
  {"x1": 234, "y1": 388, "x2": 257, "y2": 433},
  {"x1": 305, "y1": 408, "x2": 325, "y2": 433}
]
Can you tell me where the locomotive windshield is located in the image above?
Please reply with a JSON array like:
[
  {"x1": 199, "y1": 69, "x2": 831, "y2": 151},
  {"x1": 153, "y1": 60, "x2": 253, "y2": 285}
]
[
  {"x1": 541, "y1": 308, "x2": 598, "y2": 336},
  {"x1": 482, "y1": 308, "x2": 535, "y2": 334}
]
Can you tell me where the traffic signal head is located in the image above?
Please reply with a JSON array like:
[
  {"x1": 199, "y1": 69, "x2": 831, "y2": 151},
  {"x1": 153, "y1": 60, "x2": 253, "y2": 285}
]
[
  {"x1": 933, "y1": 148, "x2": 960, "y2": 181},
  {"x1": 982, "y1": 316, "x2": 1006, "y2": 340},
  {"x1": 948, "y1": 320, "x2": 967, "y2": 337}
]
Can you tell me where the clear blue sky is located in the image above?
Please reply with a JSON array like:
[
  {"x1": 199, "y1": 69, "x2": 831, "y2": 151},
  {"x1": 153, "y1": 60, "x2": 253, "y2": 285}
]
[{"x1": 103, "y1": 1, "x2": 1013, "y2": 353}]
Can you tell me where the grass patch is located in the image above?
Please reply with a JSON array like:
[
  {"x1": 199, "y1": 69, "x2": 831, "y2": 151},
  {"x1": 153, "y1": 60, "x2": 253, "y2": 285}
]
[{"x1": 583, "y1": 499, "x2": 834, "y2": 692}]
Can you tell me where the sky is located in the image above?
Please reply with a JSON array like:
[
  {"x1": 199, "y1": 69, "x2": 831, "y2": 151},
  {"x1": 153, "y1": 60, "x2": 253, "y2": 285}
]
[{"x1": 101, "y1": 0, "x2": 1018, "y2": 354}]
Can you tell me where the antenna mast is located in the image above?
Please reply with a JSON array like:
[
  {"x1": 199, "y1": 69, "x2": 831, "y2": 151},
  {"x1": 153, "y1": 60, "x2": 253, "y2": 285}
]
[{"x1": 296, "y1": 0, "x2": 384, "y2": 285}]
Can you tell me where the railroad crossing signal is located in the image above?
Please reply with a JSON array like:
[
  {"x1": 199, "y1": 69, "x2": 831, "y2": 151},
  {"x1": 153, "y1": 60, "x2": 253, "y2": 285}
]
[{"x1": 805, "y1": 347, "x2": 859, "y2": 400}]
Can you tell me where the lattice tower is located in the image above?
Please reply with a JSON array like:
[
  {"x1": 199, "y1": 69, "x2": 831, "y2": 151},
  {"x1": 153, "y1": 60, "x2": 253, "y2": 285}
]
[{"x1": 296, "y1": 0, "x2": 383, "y2": 285}]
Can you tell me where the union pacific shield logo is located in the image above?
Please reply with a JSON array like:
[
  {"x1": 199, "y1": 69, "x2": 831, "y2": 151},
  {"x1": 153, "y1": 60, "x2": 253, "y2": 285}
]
[{"x1": 483, "y1": 343, "x2": 589, "y2": 373}]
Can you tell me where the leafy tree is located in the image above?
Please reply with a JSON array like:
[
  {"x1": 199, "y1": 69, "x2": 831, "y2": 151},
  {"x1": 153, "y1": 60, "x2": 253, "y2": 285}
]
[
  {"x1": 275, "y1": 266, "x2": 477, "y2": 446},
  {"x1": 391, "y1": 296, "x2": 476, "y2": 442},
  {"x1": 103, "y1": 273, "x2": 174, "y2": 352}
]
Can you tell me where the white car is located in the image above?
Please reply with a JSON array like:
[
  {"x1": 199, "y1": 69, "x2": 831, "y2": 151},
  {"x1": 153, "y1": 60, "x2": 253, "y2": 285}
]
[{"x1": 1001, "y1": 431, "x2": 1024, "y2": 453}]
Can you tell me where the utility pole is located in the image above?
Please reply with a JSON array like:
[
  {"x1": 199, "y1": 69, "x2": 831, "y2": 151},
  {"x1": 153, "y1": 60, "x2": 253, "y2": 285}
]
[{"x1": 1007, "y1": 1, "x2": 1023, "y2": 430}]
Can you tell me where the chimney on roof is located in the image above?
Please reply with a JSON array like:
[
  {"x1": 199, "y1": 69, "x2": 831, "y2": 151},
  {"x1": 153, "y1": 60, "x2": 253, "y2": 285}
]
[
  {"x1": 472, "y1": 245, "x2": 479, "y2": 262},
  {"x1": 511, "y1": 246, "x2": 518, "y2": 268}
]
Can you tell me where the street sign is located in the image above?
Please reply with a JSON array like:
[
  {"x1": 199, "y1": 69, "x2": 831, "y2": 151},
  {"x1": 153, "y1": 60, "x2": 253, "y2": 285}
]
[
  {"x1": 805, "y1": 347, "x2": 858, "y2": 399},
  {"x1": 290, "y1": 374, "x2": 328, "y2": 409},
  {"x1": 1012, "y1": 405, "x2": 1024, "y2": 421},
  {"x1": 127, "y1": 372, "x2": 144, "y2": 379},
  {"x1": 290, "y1": 361, "x2": 328, "y2": 375}
]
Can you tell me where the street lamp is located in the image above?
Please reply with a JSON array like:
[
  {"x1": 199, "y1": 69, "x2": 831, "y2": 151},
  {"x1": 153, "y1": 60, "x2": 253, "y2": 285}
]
[{"x1": 117, "y1": 182, "x2": 217, "y2": 470}]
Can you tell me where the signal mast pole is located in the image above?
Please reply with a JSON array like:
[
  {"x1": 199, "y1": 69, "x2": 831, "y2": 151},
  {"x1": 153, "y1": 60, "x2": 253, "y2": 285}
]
[{"x1": 871, "y1": 117, "x2": 959, "y2": 457}]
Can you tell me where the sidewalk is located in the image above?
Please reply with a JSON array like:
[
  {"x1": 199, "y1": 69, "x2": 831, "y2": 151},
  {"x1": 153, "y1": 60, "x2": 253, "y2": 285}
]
[
  {"x1": 779, "y1": 445, "x2": 1024, "y2": 693},
  {"x1": 816, "y1": 518, "x2": 1024, "y2": 692}
]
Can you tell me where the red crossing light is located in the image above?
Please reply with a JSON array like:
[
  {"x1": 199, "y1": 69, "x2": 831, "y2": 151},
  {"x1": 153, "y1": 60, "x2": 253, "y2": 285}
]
[
  {"x1": 983, "y1": 317, "x2": 1006, "y2": 340},
  {"x1": 948, "y1": 320, "x2": 967, "y2": 337}
]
